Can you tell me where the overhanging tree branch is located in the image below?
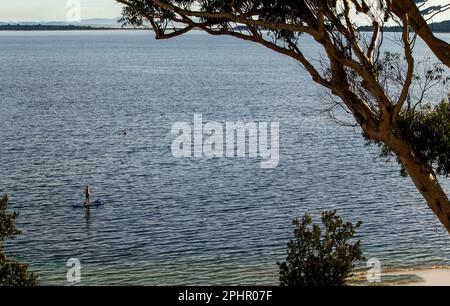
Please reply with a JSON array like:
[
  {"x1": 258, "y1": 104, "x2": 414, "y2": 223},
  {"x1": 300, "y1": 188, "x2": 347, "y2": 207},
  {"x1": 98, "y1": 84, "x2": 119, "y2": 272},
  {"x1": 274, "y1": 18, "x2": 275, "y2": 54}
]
[{"x1": 118, "y1": 0, "x2": 450, "y2": 234}]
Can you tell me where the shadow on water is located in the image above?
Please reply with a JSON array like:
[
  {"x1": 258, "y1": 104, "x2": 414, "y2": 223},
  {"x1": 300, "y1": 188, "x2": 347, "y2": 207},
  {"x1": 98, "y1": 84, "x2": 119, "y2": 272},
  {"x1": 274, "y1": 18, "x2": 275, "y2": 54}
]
[{"x1": 84, "y1": 207, "x2": 91, "y2": 232}]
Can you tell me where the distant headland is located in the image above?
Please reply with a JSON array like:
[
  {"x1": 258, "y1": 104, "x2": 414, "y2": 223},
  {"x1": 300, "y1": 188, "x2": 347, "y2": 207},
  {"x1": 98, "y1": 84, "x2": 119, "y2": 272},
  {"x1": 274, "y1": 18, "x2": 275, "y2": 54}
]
[
  {"x1": 0, "y1": 18, "x2": 133, "y2": 31},
  {"x1": 359, "y1": 19, "x2": 450, "y2": 33},
  {"x1": 0, "y1": 24, "x2": 128, "y2": 31},
  {"x1": 2, "y1": 18, "x2": 450, "y2": 32}
]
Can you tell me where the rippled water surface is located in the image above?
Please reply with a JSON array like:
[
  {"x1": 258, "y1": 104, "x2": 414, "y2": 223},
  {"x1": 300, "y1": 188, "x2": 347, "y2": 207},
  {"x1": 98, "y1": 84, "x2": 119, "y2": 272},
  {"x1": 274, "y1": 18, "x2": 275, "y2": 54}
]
[{"x1": 1, "y1": 31, "x2": 449, "y2": 285}]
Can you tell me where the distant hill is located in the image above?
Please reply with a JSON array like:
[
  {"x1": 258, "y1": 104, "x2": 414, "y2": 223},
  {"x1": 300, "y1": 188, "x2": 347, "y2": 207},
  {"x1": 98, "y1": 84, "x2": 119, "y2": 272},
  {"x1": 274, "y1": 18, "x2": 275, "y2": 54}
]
[
  {"x1": 0, "y1": 18, "x2": 122, "y2": 28},
  {"x1": 72, "y1": 18, "x2": 122, "y2": 26},
  {"x1": 359, "y1": 19, "x2": 450, "y2": 32},
  {"x1": 0, "y1": 24, "x2": 124, "y2": 31},
  {"x1": 6, "y1": 18, "x2": 450, "y2": 32}
]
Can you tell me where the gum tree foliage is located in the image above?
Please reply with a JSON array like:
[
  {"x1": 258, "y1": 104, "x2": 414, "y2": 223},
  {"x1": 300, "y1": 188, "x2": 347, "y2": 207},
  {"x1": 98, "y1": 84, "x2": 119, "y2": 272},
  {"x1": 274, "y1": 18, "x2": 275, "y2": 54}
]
[
  {"x1": 372, "y1": 99, "x2": 450, "y2": 178},
  {"x1": 0, "y1": 194, "x2": 38, "y2": 286},
  {"x1": 277, "y1": 211, "x2": 363, "y2": 286},
  {"x1": 117, "y1": 0, "x2": 450, "y2": 234}
]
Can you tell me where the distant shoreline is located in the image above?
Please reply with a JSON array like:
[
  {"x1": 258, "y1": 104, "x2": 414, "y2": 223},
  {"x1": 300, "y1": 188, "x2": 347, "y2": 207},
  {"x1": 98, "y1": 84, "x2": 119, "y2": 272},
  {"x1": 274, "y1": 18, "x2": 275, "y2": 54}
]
[
  {"x1": 0, "y1": 24, "x2": 143, "y2": 31},
  {"x1": 2, "y1": 24, "x2": 450, "y2": 33}
]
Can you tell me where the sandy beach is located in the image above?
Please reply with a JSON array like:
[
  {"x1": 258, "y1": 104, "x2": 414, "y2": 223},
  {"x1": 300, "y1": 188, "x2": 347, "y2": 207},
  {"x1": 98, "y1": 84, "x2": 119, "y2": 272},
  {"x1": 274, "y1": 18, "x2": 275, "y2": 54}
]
[
  {"x1": 349, "y1": 266, "x2": 450, "y2": 286},
  {"x1": 374, "y1": 266, "x2": 450, "y2": 286},
  {"x1": 388, "y1": 268, "x2": 450, "y2": 286}
]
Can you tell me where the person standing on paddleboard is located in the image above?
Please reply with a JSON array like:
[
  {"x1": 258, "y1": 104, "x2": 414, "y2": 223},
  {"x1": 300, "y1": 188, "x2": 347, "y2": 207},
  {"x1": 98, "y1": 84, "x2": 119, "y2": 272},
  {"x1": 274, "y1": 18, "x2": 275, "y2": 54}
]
[{"x1": 84, "y1": 185, "x2": 91, "y2": 205}]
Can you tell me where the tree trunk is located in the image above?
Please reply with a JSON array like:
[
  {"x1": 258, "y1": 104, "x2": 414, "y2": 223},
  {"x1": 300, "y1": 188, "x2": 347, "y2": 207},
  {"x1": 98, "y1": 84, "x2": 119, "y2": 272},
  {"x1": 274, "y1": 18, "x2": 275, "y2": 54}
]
[{"x1": 388, "y1": 134, "x2": 450, "y2": 234}]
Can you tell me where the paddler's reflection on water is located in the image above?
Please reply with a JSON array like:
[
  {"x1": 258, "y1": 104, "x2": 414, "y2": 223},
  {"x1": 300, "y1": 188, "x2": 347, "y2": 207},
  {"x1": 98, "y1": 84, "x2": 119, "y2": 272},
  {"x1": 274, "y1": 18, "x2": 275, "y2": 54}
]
[{"x1": 84, "y1": 206, "x2": 92, "y2": 231}]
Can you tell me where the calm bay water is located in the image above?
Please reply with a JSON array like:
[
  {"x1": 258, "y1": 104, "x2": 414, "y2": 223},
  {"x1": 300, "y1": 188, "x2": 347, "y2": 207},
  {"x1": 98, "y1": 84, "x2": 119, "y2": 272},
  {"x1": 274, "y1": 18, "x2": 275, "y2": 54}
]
[{"x1": 0, "y1": 30, "x2": 449, "y2": 285}]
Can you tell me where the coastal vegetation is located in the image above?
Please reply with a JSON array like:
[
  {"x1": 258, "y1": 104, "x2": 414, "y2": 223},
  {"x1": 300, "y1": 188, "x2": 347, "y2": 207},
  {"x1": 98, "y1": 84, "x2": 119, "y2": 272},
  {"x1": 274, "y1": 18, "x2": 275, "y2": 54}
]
[
  {"x1": 278, "y1": 211, "x2": 363, "y2": 286},
  {"x1": 0, "y1": 194, "x2": 38, "y2": 286}
]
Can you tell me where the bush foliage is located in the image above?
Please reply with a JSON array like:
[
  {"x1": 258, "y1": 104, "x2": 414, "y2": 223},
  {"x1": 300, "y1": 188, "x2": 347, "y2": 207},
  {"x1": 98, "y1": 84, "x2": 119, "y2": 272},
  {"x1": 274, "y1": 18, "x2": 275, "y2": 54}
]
[
  {"x1": 369, "y1": 99, "x2": 450, "y2": 177},
  {"x1": 278, "y1": 210, "x2": 363, "y2": 286},
  {"x1": 0, "y1": 194, "x2": 38, "y2": 286}
]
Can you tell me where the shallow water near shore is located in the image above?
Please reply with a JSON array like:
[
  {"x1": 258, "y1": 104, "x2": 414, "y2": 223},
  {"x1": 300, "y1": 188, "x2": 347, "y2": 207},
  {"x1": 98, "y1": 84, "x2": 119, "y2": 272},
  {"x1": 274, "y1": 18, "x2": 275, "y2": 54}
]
[{"x1": 1, "y1": 30, "x2": 450, "y2": 285}]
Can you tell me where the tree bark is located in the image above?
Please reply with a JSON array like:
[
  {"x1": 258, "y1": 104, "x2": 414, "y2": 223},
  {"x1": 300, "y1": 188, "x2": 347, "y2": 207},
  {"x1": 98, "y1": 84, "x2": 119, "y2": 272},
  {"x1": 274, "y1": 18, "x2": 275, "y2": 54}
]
[{"x1": 387, "y1": 134, "x2": 450, "y2": 234}]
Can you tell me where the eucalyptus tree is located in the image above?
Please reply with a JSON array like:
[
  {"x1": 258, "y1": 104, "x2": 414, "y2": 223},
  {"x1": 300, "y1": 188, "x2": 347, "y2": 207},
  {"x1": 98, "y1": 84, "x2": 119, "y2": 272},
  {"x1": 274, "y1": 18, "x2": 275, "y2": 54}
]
[{"x1": 117, "y1": 0, "x2": 450, "y2": 234}]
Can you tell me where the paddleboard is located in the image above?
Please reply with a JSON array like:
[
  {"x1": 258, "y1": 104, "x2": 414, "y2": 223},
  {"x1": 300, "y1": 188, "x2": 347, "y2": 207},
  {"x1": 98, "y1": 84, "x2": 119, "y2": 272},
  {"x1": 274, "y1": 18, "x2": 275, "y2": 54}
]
[{"x1": 72, "y1": 200, "x2": 104, "y2": 208}]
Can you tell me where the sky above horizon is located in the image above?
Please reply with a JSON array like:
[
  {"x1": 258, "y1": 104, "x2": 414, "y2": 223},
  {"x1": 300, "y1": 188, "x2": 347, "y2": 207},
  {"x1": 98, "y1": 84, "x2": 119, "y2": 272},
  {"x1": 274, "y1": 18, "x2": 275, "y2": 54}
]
[
  {"x1": 0, "y1": 0, "x2": 449, "y2": 22},
  {"x1": 0, "y1": 0, "x2": 123, "y2": 22}
]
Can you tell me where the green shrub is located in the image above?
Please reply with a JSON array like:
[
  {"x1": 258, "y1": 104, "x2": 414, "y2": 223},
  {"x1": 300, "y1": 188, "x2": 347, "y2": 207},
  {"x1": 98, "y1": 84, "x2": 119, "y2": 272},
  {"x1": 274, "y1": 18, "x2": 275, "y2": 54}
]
[
  {"x1": 0, "y1": 194, "x2": 38, "y2": 286},
  {"x1": 278, "y1": 210, "x2": 363, "y2": 286}
]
